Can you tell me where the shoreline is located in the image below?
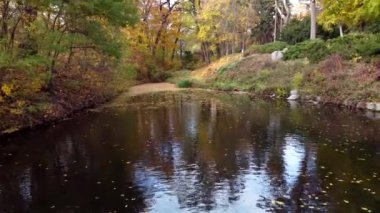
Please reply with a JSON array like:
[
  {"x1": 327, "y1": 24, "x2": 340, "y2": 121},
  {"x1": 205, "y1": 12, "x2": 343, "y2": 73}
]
[
  {"x1": 2, "y1": 82, "x2": 380, "y2": 138},
  {"x1": 0, "y1": 83, "x2": 183, "y2": 138}
]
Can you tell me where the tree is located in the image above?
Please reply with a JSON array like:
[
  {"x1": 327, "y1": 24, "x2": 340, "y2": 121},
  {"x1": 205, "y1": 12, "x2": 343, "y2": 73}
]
[
  {"x1": 197, "y1": 0, "x2": 258, "y2": 62},
  {"x1": 310, "y1": 0, "x2": 317, "y2": 39},
  {"x1": 252, "y1": 0, "x2": 276, "y2": 43},
  {"x1": 319, "y1": 0, "x2": 380, "y2": 34}
]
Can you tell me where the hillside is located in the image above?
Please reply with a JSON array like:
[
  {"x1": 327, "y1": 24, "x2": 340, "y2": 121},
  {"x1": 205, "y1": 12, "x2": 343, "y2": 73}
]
[{"x1": 170, "y1": 52, "x2": 380, "y2": 111}]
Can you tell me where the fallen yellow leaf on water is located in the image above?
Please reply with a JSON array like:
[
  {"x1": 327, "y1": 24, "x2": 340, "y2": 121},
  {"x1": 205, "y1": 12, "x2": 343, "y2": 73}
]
[{"x1": 272, "y1": 200, "x2": 285, "y2": 206}]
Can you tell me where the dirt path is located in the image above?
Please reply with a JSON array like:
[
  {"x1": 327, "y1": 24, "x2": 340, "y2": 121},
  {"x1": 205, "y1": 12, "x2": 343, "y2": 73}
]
[
  {"x1": 126, "y1": 83, "x2": 183, "y2": 96},
  {"x1": 100, "y1": 83, "x2": 183, "y2": 109}
]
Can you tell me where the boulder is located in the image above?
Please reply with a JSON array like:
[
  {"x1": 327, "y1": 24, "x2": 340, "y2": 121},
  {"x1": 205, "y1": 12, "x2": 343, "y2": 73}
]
[
  {"x1": 366, "y1": 102, "x2": 376, "y2": 111},
  {"x1": 376, "y1": 103, "x2": 380, "y2": 112},
  {"x1": 271, "y1": 51, "x2": 284, "y2": 62},
  {"x1": 316, "y1": 96, "x2": 322, "y2": 103},
  {"x1": 287, "y1": 90, "x2": 299, "y2": 100}
]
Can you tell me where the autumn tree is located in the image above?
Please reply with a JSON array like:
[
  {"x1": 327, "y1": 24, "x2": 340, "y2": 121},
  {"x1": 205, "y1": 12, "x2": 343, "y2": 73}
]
[
  {"x1": 197, "y1": 0, "x2": 258, "y2": 62},
  {"x1": 319, "y1": 0, "x2": 380, "y2": 34}
]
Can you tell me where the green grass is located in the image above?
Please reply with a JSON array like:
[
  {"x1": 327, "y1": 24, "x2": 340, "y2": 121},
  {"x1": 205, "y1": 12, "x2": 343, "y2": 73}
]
[{"x1": 177, "y1": 80, "x2": 193, "y2": 88}]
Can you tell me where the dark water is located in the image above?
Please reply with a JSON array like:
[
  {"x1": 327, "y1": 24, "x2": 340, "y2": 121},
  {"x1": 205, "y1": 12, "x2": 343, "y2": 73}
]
[{"x1": 0, "y1": 92, "x2": 379, "y2": 212}]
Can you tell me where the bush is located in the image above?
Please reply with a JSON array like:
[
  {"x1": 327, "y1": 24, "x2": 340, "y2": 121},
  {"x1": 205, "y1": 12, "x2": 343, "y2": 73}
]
[
  {"x1": 177, "y1": 80, "x2": 192, "y2": 88},
  {"x1": 284, "y1": 33, "x2": 380, "y2": 63},
  {"x1": 280, "y1": 16, "x2": 339, "y2": 45},
  {"x1": 280, "y1": 18, "x2": 311, "y2": 45},
  {"x1": 292, "y1": 72, "x2": 304, "y2": 89},
  {"x1": 284, "y1": 39, "x2": 330, "y2": 63},
  {"x1": 327, "y1": 33, "x2": 380, "y2": 60},
  {"x1": 247, "y1": 41, "x2": 288, "y2": 54}
]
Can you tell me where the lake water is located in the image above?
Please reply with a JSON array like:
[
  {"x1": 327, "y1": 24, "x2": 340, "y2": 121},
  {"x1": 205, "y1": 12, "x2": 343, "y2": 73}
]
[{"x1": 0, "y1": 91, "x2": 379, "y2": 212}]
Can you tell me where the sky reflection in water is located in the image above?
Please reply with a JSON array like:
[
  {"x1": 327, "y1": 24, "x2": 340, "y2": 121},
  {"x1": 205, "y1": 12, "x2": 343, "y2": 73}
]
[{"x1": 0, "y1": 92, "x2": 379, "y2": 212}]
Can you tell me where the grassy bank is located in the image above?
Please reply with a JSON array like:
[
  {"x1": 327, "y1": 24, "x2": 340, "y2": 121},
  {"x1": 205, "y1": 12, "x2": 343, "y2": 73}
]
[{"x1": 168, "y1": 47, "x2": 380, "y2": 108}]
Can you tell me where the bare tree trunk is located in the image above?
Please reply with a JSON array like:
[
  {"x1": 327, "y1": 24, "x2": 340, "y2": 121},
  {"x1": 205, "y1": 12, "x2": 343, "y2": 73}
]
[
  {"x1": 273, "y1": 13, "x2": 277, "y2": 42},
  {"x1": 274, "y1": 0, "x2": 290, "y2": 30},
  {"x1": 310, "y1": 0, "x2": 317, "y2": 40},
  {"x1": 201, "y1": 43, "x2": 211, "y2": 64},
  {"x1": 339, "y1": 24, "x2": 344, "y2": 37}
]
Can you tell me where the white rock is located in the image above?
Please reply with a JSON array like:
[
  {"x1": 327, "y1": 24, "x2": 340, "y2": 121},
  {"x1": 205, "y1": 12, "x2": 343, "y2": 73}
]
[
  {"x1": 366, "y1": 102, "x2": 376, "y2": 111},
  {"x1": 287, "y1": 90, "x2": 299, "y2": 100},
  {"x1": 375, "y1": 103, "x2": 380, "y2": 112},
  {"x1": 290, "y1": 90, "x2": 299, "y2": 96},
  {"x1": 271, "y1": 51, "x2": 284, "y2": 61}
]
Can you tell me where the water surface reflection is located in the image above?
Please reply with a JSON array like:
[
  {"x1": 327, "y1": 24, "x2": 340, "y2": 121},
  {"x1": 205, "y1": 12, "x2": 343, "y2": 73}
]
[{"x1": 0, "y1": 92, "x2": 379, "y2": 212}]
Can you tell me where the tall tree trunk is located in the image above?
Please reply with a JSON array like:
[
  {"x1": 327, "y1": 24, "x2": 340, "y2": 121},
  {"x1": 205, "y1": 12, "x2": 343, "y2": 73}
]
[
  {"x1": 0, "y1": 0, "x2": 10, "y2": 46},
  {"x1": 310, "y1": 0, "x2": 317, "y2": 40},
  {"x1": 274, "y1": 13, "x2": 277, "y2": 42},
  {"x1": 201, "y1": 43, "x2": 211, "y2": 64},
  {"x1": 339, "y1": 24, "x2": 344, "y2": 37},
  {"x1": 152, "y1": 20, "x2": 166, "y2": 56}
]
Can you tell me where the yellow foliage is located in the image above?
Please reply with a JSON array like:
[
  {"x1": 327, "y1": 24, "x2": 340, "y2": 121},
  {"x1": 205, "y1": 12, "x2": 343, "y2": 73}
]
[
  {"x1": 10, "y1": 108, "x2": 24, "y2": 115},
  {"x1": 10, "y1": 100, "x2": 26, "y2": 115},
  {"x1": 30, "y1": 80, "x2": 44, "y2": 93},
  {"x1": 0, "y1": 95, "x2": 4, "y2": 103},
  {"x1": 1, "y1": 83, "x2": 14, "y2": 97}
]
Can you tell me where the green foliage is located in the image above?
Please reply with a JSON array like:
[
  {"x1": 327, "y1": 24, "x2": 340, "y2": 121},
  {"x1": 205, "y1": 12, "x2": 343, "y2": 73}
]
[
  {"x1": 177, "y1": 80, "x2": 193, "y2": 88},
  {"x1": 0, "y1": 0, "x2": 139, "y2": 133},
  {"x1": 319, "y1": 0, "x2": 380, "y2": 31},
  {"x1": 84, "y1": 21, "x2": 123, "y2": 58},
  {"x1": 364, "y1": 22, "x2": 380, "y2": 33},
  {"x1": 284, "y1": 39, "x2": 330, "y2": 63},
  {"x1": 182, "y1": 51, "x2": 196, "y2": 70},
  {"x1": 0, "y1": 50, "x2": 13, "y2": 69},
  {"x1": 327, "y1": 34, "x2": 380, "y2": 59},
  {"x1": 252, "y1": 0, "x2": 276, "y2": 43},
  {"x1": 280, "y1": 18, "x2": 311, "y2": 45},
  {"x1": 276, "y1": 87, "x2": 288, "y2": 98},
  {"x1": 248, "y1": 41, "x2": 288, "y2": 54},
  {"x1": 218, "y1": 62, "x2": 237, "y2": 75},
  {"x1": 281, "y1": 16, "x2": 339, "y2": 45},
  {"x1": 292, "y1": 72, "x2": 304, "y2": 89},
  {"x1": 251, "y1": 41, "x2": 288, "y2": 53},
  {"x1": 14, "y1": 55, "x2": 50, "y2": 72},
  {"x1": 284, "y1": 33, "x2": 380, "y2": 63}
]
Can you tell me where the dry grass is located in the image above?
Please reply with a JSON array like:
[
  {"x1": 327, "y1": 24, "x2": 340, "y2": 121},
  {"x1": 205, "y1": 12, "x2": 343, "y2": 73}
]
[
  {"x1": 191, "y1": 54, "x2": 243, "y2": 80},
  {"x1": 170, "y1": 53, "x2": 380, "y2": 103}
]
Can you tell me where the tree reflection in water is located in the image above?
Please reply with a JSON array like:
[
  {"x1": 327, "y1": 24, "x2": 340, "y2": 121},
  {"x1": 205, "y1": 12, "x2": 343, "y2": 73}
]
[{"x1": 0, "y1": 92, "x2": 379, "y2": 212}]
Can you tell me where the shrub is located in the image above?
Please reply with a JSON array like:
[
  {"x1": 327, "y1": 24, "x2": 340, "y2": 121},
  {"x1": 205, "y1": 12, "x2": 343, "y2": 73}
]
[
  {"x1": 247, "y1": 41, "x2": 288, "y2": 54},
  {"x1": 281, "y1": 18, "x2": 311, "y2": 45},
  {"x1": 284, "y1": 39, "x2": 330, "y2": 63},
  {"x1": 327, "y1": 33, "x2": 380, "y2": 60},
  {"x1": 276, "y1": 87, "x2": 288, "y2": 98},
  {"x1": 177, "y1": 80, "x2": 192, "y2": 88},
  {"x1": 284, "y1": 33, "x2": 380, "y2": 63},
  {"x1": 280, "y1": 16, "x2": 339, "y2": 45},
  {"x1": 292, "y1": 72, "x2": 304, "y2": 89}
]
